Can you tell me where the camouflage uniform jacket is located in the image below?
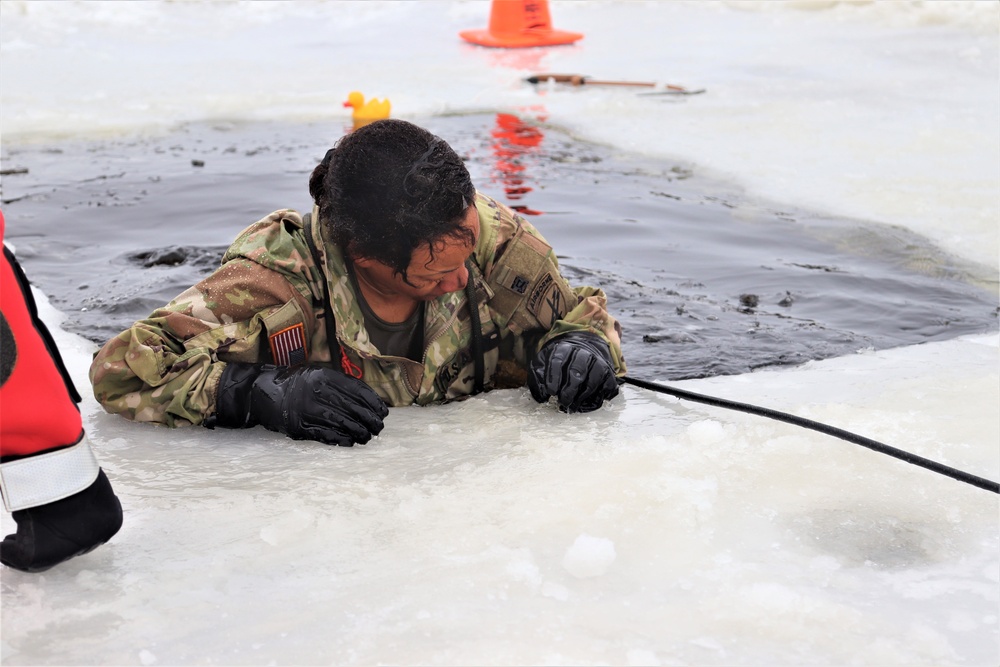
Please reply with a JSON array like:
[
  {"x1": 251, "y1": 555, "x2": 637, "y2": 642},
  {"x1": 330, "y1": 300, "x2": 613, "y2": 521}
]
[{"x1": 89, "y1": 192, "x2": 626, "y2": 426}]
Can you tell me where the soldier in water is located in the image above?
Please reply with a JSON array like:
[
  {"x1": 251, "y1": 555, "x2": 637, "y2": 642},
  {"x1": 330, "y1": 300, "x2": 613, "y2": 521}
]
[{"x1": 89, "y1": 119, "x2": 625, "y2": 446}]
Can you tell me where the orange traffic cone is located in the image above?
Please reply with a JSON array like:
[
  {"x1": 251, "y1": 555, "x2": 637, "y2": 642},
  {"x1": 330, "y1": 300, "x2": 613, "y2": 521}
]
[{"x1": 459, "y1": 0, "x2": 583, "y2": 48}]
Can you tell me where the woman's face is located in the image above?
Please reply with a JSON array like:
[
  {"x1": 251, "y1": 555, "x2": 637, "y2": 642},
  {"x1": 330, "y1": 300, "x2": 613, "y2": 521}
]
[{"x1": 352, "y1": 205, "x2": 481, "y2": 301}]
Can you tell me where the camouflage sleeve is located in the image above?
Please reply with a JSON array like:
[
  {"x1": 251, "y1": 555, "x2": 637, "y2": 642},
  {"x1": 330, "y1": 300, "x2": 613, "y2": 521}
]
[
  {"x1": 89, "y1": 211, "x2": 318, "y2": 427},
  {"x1": 537, "y1": 284, "x2": 626, "y2": 376},
  {"x1": 477, "y1": 194, "x2": 626, "y2": 376}
]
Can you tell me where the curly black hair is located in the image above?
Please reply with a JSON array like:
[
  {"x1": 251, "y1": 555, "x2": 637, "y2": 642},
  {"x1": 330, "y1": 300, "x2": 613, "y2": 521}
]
[{"x1": 309, "y1": 119, "x2": 477, "y2": 281}]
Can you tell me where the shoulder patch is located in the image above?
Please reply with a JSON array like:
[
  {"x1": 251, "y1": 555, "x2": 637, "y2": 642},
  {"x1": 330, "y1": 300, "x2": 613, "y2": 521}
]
[
  {"x1": 269, "y1": 323, "x2": 307, "y2": 367},
  {"x1": 485, "y1": 221, "x2": 576, "y2": 333}
]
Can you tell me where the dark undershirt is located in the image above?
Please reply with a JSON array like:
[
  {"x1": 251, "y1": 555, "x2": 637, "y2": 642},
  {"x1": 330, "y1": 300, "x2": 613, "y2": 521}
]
[{"x1": 348, "y1": 262, "x2": 425, "y2": 362}]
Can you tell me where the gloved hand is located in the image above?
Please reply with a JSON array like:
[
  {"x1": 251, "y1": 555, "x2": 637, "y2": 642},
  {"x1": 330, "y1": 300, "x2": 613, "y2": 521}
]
[
  {"x1": 211, "y1": 363, "x2": 388, "y2": 446},
  {"x1": 528, "y1": 331, "x2": 620, "y2": 413},
  {"x1": 1, "y1": 469, "x2": 124, "y2": 573}
]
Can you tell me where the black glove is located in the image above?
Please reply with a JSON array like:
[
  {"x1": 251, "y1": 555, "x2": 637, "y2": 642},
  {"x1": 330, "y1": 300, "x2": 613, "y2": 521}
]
[
  {"x1": 211, "y1": 363, "x2": 389, "y2": 446},
  {"x1": 528, "y1": 332, "x2": 620, "y2": 413},
  {"x1": 1, "y1": 469, "x2": 123, "y2": 573}
]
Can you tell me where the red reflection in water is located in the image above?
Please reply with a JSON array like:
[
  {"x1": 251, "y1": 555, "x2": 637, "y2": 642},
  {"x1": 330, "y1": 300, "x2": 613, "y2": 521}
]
[{"x1": 490, "y1": 110, "x2": 546, "y2": 215}]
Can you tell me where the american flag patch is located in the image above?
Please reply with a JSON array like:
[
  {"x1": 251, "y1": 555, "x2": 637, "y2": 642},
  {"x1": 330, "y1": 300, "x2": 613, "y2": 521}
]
[{"x1": 269, "y1": 324, "x2": 307, "y2": 367}]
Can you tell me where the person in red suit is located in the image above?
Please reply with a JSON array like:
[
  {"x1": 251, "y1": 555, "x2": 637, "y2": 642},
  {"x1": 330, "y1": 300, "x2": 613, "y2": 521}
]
[{"x1": 1, "y1": 209, "x2": 123, "y2": 572}]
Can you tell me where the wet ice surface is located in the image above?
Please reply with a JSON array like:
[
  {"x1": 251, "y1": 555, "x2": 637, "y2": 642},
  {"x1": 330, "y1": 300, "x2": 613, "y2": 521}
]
[
  {"x1": 1, "y1": 296, "x2": 997, "y2": 666},
  {"x1": 2, "y1": 116, "x2": 995, "y2": 380}
]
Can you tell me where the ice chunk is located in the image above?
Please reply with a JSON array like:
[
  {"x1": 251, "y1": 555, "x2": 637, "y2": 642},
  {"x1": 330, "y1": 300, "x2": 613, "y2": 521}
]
[
  {"x1": 686, "y1": 419, "x2": 726, "y2": 444},
  {"x1": 563, "y1": 533, "x2": 617, "y2": 578}
]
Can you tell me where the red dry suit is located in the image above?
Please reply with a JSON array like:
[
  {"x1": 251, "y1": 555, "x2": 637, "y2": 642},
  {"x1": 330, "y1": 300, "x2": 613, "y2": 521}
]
[{"x1": 1, "y1": 209, "x2": 122, "y2": 572}]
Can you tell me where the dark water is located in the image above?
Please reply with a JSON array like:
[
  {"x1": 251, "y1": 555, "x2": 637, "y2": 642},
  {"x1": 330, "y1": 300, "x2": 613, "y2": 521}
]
[{"x1": 1, "y1": 114, "x2": 996, "y2": 380}]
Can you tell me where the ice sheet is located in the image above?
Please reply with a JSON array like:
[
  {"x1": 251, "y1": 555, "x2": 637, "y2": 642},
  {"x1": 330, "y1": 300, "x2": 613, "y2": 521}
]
[{"x1": 2, "y1": 1, "x2": 997, "y2": 270}]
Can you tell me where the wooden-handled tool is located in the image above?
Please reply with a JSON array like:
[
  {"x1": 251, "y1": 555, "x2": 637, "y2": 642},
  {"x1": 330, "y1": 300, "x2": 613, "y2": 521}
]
[
  {"x1": 526, "y1": 73, "x2": 656, "y2": 87},
  {"x1": 525, "y1": 73, "x2": 704, "y2": 94}
]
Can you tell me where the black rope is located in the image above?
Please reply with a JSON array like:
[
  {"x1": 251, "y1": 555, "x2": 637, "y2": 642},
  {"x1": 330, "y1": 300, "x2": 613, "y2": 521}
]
[{"x1": 621, "y1": 375, "x2": 999, "y2": 495}]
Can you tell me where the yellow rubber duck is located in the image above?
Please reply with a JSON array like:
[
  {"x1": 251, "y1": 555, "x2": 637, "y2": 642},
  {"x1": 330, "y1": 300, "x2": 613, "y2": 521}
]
[{"x1": 343, "y1": 91, "x2": 391, "y2": 123}]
